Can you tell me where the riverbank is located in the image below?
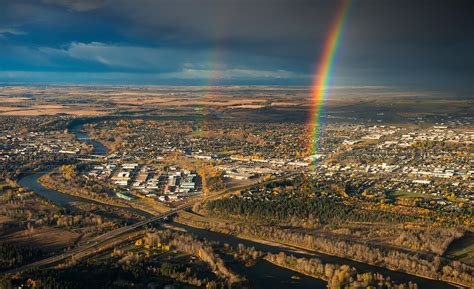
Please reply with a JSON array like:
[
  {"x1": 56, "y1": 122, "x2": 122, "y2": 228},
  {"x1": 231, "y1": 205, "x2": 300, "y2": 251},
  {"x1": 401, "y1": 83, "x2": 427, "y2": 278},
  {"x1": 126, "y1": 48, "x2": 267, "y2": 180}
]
[
  {"x1": 38, "y1": 173, "x2": 129, "y2": 208},
  {"x1": 174, "y1": 211, "x2": 468, "y2": 288},
  {"x1": 10, "y1": 172, "x2": 333, "y2": 288},
  {"x1": 38, "y1": 171, "x2": 172, "y2": 218}
]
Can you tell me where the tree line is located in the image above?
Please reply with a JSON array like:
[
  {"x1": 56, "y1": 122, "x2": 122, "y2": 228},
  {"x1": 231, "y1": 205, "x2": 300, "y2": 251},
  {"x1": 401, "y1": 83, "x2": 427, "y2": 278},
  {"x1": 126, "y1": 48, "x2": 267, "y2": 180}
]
[
  {"x1": 176, "y1": 213, "x2": 474, "y2": 287},
  {"x1": 143, "y1": 230, "x2": 242, "y2": 284},
  {"x1": 266, "y1": 251, "x2": 418, "y2": 288},
  {"x1": 0, "y1": 243, "x2": 43, "y2": 271},
  {"x1": 207, "y1": 194, "x2": 416, "y2": 225}
]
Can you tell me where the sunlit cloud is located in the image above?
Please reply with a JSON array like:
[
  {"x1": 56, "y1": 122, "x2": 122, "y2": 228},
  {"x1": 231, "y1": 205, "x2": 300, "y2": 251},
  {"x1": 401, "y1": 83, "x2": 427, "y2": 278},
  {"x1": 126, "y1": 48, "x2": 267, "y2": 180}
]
[{"x1": 0, "y1": 27, "x2": 26, "y2": 38}]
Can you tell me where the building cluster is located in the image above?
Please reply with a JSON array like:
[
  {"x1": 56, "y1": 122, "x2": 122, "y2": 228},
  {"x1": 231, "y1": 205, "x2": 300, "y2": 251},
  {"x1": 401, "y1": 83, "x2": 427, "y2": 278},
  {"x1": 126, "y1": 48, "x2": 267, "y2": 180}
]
[
  {"x1": 0, "y1": 130, "x2": 86, "y2": 162},
  {"x1": 342, "y1": 125, "x2": 473, "y2": 148},
  {"x1": 85, "y1": 163, "x2": 201, "y2": 203},
  {"x1": 302, "y1": 122, "x2": 473, "y2": 210},
  {"x1": 216, "y1": 164, "x2": 278, "y2": 180}
]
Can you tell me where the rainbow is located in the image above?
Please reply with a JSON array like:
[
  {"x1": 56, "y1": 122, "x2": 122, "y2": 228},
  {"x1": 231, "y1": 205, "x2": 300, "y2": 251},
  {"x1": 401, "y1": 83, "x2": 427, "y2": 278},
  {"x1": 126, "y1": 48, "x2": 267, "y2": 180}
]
[
  {"x1": 308, "y1": 0, "x2": 352, "y2": 157},
  {"x1": 195, "y1": 17, "x2": 228, "y2": 135}
]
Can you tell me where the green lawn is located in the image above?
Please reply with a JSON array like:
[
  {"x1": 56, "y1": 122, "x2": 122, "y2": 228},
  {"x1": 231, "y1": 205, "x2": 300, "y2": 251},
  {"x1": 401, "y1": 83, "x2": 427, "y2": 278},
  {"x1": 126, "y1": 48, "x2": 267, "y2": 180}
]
[
  {"x1": 388, "y1": 190, "x2": 430, "y2": 199},
  {"x1": 444, "y1": 234, "x2": 474, "y2": 265},
  {"x1": 191, "y1": 129, "x2": 203, "y2": 136}
]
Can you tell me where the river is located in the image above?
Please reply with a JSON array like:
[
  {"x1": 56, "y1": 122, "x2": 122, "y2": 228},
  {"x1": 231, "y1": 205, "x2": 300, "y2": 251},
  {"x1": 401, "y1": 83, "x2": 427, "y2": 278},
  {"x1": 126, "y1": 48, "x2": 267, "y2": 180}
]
[
  {"x1": 69, "y1": 123, "x2": 108, "y2": 155},
  {"x1": 16, "y1": 120, "x2": 454, "y2": 289},
  {"x1": 170, "y1": 222, "x2": 455, "y2": 289}
]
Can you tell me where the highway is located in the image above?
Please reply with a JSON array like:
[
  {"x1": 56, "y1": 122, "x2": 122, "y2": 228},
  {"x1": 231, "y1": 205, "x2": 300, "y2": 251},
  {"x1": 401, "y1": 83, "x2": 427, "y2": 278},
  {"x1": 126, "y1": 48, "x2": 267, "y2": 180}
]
[{"x1": 2, "y1": 171, "x2": 299, "y2": 275}]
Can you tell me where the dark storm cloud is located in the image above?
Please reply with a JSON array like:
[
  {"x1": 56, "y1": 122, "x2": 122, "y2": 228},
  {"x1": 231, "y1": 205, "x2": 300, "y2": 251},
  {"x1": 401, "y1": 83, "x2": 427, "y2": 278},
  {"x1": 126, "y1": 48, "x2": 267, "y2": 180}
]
[
  {"x1": 108, "y1": 0, "x2": 332, "y2": 43},
  {"x1": 0, "y1": 0, "x2": 472, "y2": 92},
  {"x1": 103, "y1": 0, "x2": 473, "y2": 52},
  {"x1": 41, "y1": 0, "x2": 106, "y2": 11},
  {"x1": 349, "y1": 0, "x2": 474, "y2": 44}
]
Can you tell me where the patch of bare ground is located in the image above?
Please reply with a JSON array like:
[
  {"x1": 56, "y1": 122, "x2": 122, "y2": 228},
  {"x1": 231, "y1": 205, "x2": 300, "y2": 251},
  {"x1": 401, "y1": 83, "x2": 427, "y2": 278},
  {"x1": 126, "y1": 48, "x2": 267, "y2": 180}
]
[
  {"x1": 0, "y1": 215, "x2": 12, "y2": 224},
  {"x1": 230, "y1": 104, "x2": 265, "y2": 109},
  {"x1": 0, "y1": 226, "x2": 80, "y2": 252},
  {"x1": 0, "y1": 107, "x2": 109, "y2": 116},
  {"x1": 0, "y1": 97, "x2": 30, "y2": 103}
]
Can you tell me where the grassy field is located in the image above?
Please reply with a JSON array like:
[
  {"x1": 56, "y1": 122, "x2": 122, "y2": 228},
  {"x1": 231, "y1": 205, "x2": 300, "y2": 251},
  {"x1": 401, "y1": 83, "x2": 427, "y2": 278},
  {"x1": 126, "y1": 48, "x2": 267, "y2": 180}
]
[
  {"x1": 131, "y1": 198, "x2": 170, "y2": 215},
  {"x1": 444, "y1": 233, "x2": 474, "y2": 265},
  {"x1": 388, "y1": 190, "x2": 431, "y2": 199}
]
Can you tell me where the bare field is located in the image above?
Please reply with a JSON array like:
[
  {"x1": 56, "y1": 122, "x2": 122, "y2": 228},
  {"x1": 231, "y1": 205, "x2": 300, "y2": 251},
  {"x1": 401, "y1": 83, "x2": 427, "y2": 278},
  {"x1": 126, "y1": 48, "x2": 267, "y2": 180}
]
[
  {"x1": 0, "y1": 85, "x2": 471, "y2": 121},
  {"x1": 0, "y1": 105, "x2": 109, "y2": 116},
  {"x1": 270, "y1": 101, "x2": 303, "y2": 106},
  {"x1": 110, "y1": 96, "x2": 268, "y2": 107},
  {"x1": 0, "y1": 97, "x2": 30, "y2": 103},
  {"x1": 229, "y1": 104, "x2": 266, "y2": 109},
  {"x1": 0, "y1": 226, "x2": 79, "y2": 252},
  {"x1": 0, "y1": 215, "x2": 12, "y2": 224}
]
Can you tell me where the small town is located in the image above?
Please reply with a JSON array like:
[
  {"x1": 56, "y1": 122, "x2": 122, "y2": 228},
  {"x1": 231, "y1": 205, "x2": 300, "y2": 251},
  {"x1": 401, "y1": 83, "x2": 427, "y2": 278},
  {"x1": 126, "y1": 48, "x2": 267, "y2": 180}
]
[
  {"x1": 1, "y1": 1, "x2": 473, "y2": 287},
  {"x1": 1, "y1": 115, "x2": 472, "y2": 212},
  {"x1": 0, "y1": 88, "x2": 473, "y2": 289}
]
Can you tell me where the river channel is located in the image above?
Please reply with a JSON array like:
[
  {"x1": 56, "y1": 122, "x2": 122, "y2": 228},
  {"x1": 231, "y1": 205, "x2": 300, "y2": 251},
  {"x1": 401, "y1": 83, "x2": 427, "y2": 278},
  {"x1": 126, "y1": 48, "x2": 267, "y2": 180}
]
[{"x1": 16, "y1": 121, "x2": 454, "y2": 289}]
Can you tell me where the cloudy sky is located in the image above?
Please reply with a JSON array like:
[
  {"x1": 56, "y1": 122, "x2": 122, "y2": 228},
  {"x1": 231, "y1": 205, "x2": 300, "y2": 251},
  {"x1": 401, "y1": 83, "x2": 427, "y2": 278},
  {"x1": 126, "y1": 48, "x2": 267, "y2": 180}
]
[{"x1": 0, "y1": 0, "x2": 472, "y2": 94}]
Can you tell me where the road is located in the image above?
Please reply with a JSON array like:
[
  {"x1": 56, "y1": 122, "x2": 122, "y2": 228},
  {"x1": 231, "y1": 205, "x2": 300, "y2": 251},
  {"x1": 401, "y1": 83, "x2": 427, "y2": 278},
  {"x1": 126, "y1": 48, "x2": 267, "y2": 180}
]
[{"x1": 2, "y1": 171, "x2": 299, "y2": 275}]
